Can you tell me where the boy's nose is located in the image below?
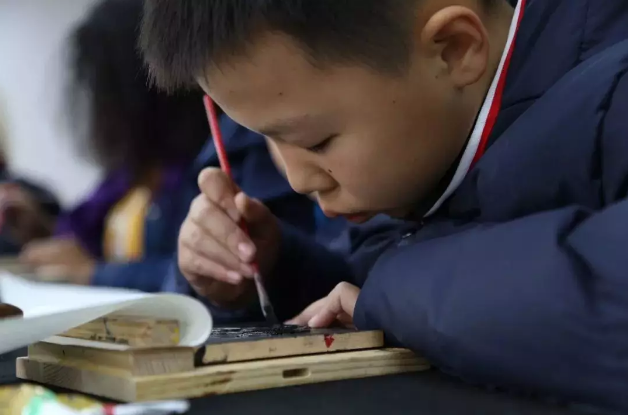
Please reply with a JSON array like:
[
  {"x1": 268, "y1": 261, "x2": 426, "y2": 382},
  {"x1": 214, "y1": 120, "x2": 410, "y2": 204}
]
[
  {"x1": 276, "y1": 146, "x2": 335, "y2": 195},
  {"x1": 286, "y1": 169, "x2": 331, "y2": 195},
  {"x1": 283, "y1": 161, "x2": 335, "y2": 196}
]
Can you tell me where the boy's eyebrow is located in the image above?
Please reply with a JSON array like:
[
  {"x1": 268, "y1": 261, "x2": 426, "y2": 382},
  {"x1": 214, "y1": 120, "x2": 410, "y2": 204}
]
[{"x1": 257, "y1": 115, "x2": 312, "y2": 138}]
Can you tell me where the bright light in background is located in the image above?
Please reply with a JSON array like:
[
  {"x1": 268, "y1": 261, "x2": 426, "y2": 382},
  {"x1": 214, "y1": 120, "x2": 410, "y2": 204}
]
[{"x1": 0, "y1": 0, "x2": 102, "y2": 207}]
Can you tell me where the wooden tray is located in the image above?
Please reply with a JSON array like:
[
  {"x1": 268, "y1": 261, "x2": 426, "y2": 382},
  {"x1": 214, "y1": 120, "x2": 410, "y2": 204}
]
[
  {"x1": 27, "y1": 327, "x2": 385, "y2": 376},
  {"x1": 17, "y1": 348, "x2": 429, "y2": 402},
  {"x1": 16, "y1": 316, "x2": 431, "y2": 401}
]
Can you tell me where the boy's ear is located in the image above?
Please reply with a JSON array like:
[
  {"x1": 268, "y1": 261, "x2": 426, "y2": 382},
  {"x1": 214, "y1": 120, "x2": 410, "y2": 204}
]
[{"x1": 419, "y1": 6, "x2": 490, "y2": 89}]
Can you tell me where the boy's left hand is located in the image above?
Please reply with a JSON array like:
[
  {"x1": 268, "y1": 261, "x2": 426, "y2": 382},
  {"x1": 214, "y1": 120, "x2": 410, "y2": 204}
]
[
  {"x1": 287, "y1": 282, "x2": 360, "y2": 328},
  {"x1": 20, "y1": 238, "x2": 96, "y2": 285}
]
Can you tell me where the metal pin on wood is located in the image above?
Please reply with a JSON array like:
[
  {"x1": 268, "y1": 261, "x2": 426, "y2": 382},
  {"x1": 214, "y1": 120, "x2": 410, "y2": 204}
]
[{"x1": 203, "y1": 96, "x2": 279, "y2": 325}]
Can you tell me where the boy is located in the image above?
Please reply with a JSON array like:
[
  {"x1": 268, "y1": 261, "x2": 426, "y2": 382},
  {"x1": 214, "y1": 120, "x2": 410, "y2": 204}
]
[{"x1": 141, "y1": 0, "x2": 628, "y2": 411}]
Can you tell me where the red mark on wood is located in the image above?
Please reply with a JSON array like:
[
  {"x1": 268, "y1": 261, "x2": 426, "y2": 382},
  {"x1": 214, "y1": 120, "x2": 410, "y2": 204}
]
[{"x1": 324, "y1": 334, "x2": 335, "y2": 348}]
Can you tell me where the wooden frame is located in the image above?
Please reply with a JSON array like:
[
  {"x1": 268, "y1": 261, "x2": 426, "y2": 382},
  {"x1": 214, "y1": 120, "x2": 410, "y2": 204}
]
[{"x1": 17, "y1": 348, "x2": 429, "y2": 402}]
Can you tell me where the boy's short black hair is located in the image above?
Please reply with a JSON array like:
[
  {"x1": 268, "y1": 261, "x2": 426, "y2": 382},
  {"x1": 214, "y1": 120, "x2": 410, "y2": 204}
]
[
  {"x1": 141, "y1": 0, "x2": 501, "y2": 91},
  {"x1": 141, "y1": 0, "x2": 415, "y2": 90}
]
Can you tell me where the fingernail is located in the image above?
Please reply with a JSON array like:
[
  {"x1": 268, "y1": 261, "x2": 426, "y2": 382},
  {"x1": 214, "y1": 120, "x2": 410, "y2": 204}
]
[
  {"x1": 227, "y1": 208, "x2": 240, "y2": 222},
  {"x1": 240, "y1": 263, "x2": 255, "y2": 276},
  {"x1": 227, "y1": 271, "x2": 243, "y2": 284},
  {"x1": 238, "y1": 243, "x2": 255, "y2": 260},
  {"x1": 307, "y1": 316, "x2": 320, "y2": 328}
]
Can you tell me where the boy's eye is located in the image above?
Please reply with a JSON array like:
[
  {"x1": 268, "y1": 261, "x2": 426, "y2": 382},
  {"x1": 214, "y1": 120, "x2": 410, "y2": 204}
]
[{"x1": 306, "y1": 134, "x2": 337, "y2": 154}]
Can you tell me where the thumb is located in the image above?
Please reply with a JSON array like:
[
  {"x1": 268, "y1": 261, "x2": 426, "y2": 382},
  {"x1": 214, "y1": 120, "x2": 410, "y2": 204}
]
[{"x1": 234, "y1": 192, "x2": 270, "y2": 225}]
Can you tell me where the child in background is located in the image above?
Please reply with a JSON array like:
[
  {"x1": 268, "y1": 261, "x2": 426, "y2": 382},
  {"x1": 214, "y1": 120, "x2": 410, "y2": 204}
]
[
  {"x1": 0, "y1": 98, "x2": 60, "y2": 254},
  {"x1": 141, "y1": 0, "x2": 628, "y2": 411},
  {"x1": 19, "y1": 0, "x2": 318, "y2": 292}
]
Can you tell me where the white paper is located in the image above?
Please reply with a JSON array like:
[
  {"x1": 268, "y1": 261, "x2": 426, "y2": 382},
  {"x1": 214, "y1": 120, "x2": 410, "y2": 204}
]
[{"x1": 0, "y1": 273, "x2": 212, "y2": 354}]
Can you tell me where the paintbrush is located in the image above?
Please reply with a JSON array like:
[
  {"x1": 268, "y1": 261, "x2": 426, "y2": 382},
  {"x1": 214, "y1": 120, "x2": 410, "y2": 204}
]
[{"x1": 203, "y1": 95, "x2": 279, "y2": 325}]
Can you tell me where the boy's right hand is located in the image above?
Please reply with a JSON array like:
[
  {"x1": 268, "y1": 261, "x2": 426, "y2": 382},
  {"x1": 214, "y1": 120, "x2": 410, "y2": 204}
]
[{"x1": 178, "y1": 168, "x2": 281, "y2": 308}]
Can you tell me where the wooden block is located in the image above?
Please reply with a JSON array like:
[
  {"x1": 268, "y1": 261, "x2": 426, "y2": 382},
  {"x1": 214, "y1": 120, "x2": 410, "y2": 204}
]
[
  {"x1": 38, "y1": 328, "x2": 384, "y2": 371},
  {"x1": 17, "y1": 357, "x2": 137, "y2": 402},
  {"x1": 17, "y1": 349, "x2": 430, "y2": 402},
  {"x1": 59, "y1": 315, "x2": 180, "y2": 347},
  {"x1": 28, "y1": 342, "x2": 194, "y2": 376},
  {"x1": 201, "y1": 329, "x2": 384, "y2": 364}
]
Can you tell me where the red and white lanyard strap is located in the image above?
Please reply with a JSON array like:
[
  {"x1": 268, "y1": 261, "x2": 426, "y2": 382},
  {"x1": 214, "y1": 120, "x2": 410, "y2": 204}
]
[{"x1": 424, "y1": 0, "x2": 526, "y2": 217}]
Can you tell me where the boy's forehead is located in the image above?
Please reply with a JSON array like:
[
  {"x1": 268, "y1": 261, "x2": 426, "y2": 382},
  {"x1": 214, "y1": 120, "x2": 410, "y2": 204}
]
[
  {"x1": 201, "y1": 31, "x2": 406, "y2": 136},
  {"x1": 200, "y1": 35, "x2": 315, "y2": 121},
  {"x1": 201, "y1": 34, "x2": 346, "y2": 133},
  {"x1": 204, "y1": 34, "x2": 316, "y2": 102}
]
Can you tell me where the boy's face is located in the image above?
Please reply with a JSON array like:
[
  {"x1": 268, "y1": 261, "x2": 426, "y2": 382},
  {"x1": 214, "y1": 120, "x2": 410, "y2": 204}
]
[{"x1": 203, "y1": 7, "x2": 495, "y2": 222}]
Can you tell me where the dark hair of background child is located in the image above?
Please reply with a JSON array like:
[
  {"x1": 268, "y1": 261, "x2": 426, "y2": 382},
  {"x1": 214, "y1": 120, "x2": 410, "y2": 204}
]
[{"x1": 67, "y1": 0, "x2": 209, "y2": 177}]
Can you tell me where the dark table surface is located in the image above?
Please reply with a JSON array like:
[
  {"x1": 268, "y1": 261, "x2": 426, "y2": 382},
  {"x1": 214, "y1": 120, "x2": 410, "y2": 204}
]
[
  {"x1": 2, "y1": 349, "x2": 578, "y2": 415},
  {"x1": 183, "y1": 370, "x2": 580, "y2": 415}
]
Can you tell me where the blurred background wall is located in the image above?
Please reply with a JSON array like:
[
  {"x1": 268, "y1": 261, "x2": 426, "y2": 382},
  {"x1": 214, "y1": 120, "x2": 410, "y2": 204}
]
[{"x1": 0, "y1": 0, "x2": 102, "y2": 207}]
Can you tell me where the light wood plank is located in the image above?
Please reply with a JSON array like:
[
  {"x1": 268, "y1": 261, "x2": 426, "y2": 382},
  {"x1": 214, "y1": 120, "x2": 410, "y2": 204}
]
[
  {"x1": 138, "y1": 348, "x2": 429, "y2": 401},
  {"x1": 39, "y1": 328, "x2": 384, "y2": 370},
  {"x1": 60, "y1": 315, "x2": 180, "y2": 347},
  {"x1": 202, "y1": 329, "x2": 383, "y2": 364},
  {"x1": 16, "y1": 357, "x2": 136, "y2": 402},
  {"x1": 28, "y1": 342, "x2": 194, "y2": 376},
  {"x1": 17, "y1": 349, "x2": 430, "y2": 402}
]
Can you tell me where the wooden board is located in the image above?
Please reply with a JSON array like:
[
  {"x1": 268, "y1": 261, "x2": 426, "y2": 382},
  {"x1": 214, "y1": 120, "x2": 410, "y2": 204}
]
[
  {"x1": 27, "y1": 342, "x2": 194, "y2": 377},
  {"x1": 31, "y1": 328, "x2": 384, "y2": 376},
  {"x1": 201, "y1": 328, "x2": 384, "y2": 364},
  {"x1": 60, "y1": 315, "x2": 180, "y2": 347},
  {"x1": 17, "y1": 348, "x2": 430, "y2": 402}
]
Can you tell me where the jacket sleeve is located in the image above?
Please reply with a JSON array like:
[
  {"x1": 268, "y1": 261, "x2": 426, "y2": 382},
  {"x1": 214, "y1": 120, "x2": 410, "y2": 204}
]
[
  {"x1": 353, "y1": 72, "x2": 628, "y2": 412},
  {"x1": 91, "y1": 257, "x2": 172, "y2": 292}
]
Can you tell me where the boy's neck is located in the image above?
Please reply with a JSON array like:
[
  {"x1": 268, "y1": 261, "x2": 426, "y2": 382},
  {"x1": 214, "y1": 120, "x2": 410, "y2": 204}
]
[{"x1": 411, "y1": 1, "x2": 516, "y2": 220}]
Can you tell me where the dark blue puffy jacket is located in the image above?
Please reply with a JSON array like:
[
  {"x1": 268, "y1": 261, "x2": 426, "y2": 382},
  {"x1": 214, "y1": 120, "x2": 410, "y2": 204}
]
[{"x1": 264, "y1": 0, "x2": 628, "y2": 412}]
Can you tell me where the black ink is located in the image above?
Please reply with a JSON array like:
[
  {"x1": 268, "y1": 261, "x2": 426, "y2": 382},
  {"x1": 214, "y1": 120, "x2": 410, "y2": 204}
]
[{"x1": 211, "y1": 324, "x2": 311, "y2": 339}]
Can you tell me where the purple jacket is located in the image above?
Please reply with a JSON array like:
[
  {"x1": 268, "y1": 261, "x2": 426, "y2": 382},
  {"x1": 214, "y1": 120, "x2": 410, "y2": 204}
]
[{"x1": 55, "y1": 167, "x2": 184, "y2": 258}]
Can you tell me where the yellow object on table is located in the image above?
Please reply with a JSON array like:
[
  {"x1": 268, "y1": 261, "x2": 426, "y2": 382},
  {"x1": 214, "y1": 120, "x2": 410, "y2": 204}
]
[
  {"x1": 0, "y1": 383, "x2": 101, "y2": 414},
  {"x1": 0, "y1": 383, "x2": 189, "y2": 414}
]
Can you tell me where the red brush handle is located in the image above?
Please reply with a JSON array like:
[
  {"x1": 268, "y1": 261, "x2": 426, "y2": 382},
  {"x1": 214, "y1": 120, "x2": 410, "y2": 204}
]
[
  {"x1": 203, "y1": 96, "x2": 232, "y2": 177},
  {"x1": 203, "y1": 96, "x2": 258, "y2": 270}
]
